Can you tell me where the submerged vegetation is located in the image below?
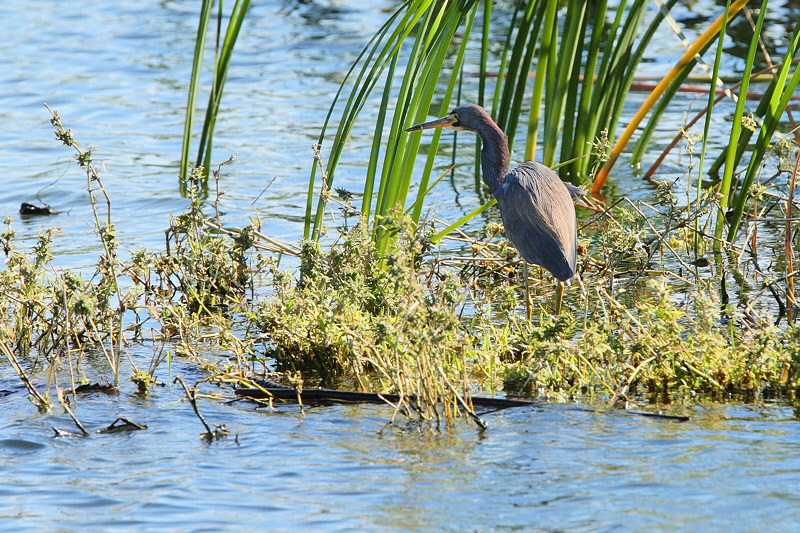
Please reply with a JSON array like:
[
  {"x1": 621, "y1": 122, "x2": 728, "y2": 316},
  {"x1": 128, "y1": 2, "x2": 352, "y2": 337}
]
[{"x1": 4, "y1": 2, "x2": 800, "y2": 431}]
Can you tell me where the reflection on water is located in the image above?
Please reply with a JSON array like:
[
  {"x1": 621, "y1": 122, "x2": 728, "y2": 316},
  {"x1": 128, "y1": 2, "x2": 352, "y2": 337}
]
[{"x1": 2, "y1": 0, "x2": 800, "y2": 530}]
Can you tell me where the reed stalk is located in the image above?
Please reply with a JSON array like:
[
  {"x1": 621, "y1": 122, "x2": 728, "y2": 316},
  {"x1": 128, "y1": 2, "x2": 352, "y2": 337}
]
[
  {"x1": 180, "y1": 0, "x2": 250, "y2": 187},
  {"x1": 591, "y1": 0, "x2": 749, "y2": 194},
  {"x1": 694, "y1": 0, "x2": 732, "y2": 258},
  {"x1": 724, "y1": 15, "x2": 800, "y2": 243},
  {"x1": 309, "y1": 0, "x2": 682, "y2": 248},
  {"x1": 712, "y1": 0, "x2": 768, "y2": 250}
]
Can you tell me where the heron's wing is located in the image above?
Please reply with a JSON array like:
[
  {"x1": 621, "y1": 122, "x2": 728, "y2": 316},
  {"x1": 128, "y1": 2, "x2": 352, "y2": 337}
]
[{"x1": 493, "y1": 162, "x2": 577, "y2": 281}]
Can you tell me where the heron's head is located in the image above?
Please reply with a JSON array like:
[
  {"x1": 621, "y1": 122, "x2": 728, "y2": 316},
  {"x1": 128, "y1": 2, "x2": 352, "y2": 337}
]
[{"x1": 405, "y1": 104, "x2": 489, "y2": 133}]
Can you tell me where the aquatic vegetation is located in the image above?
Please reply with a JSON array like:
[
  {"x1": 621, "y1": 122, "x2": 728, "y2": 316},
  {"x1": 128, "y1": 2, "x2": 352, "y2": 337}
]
[
  {"x1": 253, "y1": 195, "x2": 800, "y2": 412},
  {"x1": 1, "y1": 111, "x2": 266, "y2": 418},
  {"x1": 499, "y1": 281, "x2": 800, "y2": 403},
  {"x1": 6, "y1": 0, "x2": 800, "y2": 428},
  {"x1": 179, "y1": 0, "x2": 251, "y2": 187},
  {"x1": 252, "y1": 214, "x2": 481, "y2": 426},
  {"x1": 4, "y1": 141, "x2": 800, "y2": 426},
  {"x1": 305, "y1": 0, "x2": 694, "y2": 248}
]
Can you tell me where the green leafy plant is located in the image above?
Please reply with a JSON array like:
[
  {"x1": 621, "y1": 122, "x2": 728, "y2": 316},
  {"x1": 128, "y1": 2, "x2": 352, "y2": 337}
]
[{"x1": 254, "y1": 212, "x2": 482, "y2": 426}]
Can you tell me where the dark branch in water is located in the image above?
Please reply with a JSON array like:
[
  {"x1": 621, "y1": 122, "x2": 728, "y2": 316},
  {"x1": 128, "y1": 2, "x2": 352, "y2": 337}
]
[
  {"x1": 235, "y1": 386, "x2": 691, "y2": 423},
  {"x1": 97, "y1": 418, "x2": 148, "y2": 434},
  {"x1": 175, "y1": 376, "x2": 228, "y2": 441}
]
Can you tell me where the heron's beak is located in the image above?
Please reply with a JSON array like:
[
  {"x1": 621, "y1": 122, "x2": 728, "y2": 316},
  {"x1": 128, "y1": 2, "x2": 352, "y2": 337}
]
[{"x1": 405, "y1": 114, "x2": 457, "y2": 132}]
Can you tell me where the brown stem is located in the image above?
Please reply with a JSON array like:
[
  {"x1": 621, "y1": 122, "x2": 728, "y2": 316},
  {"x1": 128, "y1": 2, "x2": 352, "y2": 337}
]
[
  {"x1": 174, "y1": 375, "x2": 213, "y2": 437},
  {"x1": 786, "y1": 151, "x2": 800, "y2": 316}
]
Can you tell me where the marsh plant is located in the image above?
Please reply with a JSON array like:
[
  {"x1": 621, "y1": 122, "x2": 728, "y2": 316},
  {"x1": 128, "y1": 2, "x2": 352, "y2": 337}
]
[
  {"x1": 170, "y1": 0, "x2": 800, "y2": 420},
  {"x1": 500, "y1": 281, "x2": 800, "y2": 403},
  {"x1": 0, "y1": 108, "x2": 129, "y2": 397},
  {"x1": 253, "y1": 213, "x2": 480, "y2": 426},
  {"x1": 1, "y1": 110, "x2": 262, "y2": 416},
  {"x1": 5, "y1": 100, "x2": 800, "y2": 430}
]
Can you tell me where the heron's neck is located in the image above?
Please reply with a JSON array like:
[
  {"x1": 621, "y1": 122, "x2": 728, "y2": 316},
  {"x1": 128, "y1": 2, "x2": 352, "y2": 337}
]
[{"x1": 478, "y1": 121, "x2": 509, "y2": 194}]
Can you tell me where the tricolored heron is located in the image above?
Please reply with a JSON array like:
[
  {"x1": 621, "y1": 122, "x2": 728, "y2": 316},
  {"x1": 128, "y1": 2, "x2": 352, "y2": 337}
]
[{"x1": 406, "y1": 104, "x2": 578, "y2": 316}]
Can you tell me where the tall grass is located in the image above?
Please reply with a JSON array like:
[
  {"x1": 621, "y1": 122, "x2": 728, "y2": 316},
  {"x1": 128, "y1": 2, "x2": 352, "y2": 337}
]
[
  {"x1": 180, "y1": 0, "x2": 250, "y2": 189},
  {"x1": 588, "y1": 1, "x2": 800, "y2": 255},
  {"x1": 305, "y1": 0, "x2": 478, "y2": 245},
  {"x1": 723, "y1": 15, "x2": 800, "y2": 244},
  {"x1": 590, "y1": 0, "x2": 749, "y2": 193},
  {"x1": 306, "y1": 0, "x2": 684, "y2": 248},
  {"x1": 713, "y1": 0, "x2": 769, "y2": 250},
  {"x1": 171, "y1": 0, "x2": 800, "y2": 270},
  {"x1": 695, "y1": 0, "x2": 733, "y2": 257}
]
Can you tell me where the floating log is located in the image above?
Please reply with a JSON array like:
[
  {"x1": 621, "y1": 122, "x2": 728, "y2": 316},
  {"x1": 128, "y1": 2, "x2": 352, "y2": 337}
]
[{"x1": 234, "y1": 386, "x2": 690, "y2": 422}]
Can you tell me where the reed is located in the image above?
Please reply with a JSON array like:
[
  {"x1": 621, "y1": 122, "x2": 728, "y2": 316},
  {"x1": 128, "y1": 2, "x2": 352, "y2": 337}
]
[
  {"x1": 723, "y1": 17, "x2": 800, "y2": 244},
  {"x1": 179, "y1": 0, "x2": 214, "y2": 185},
  {"x1": 590, "y1": 0, "x2": 749, "y2": 193},
  {"x1": 592, "y1": 0, "x2": 800, "y2": 254},
  {"x1": 713, "y1": 0, "x2": 769, "y2": 250},
  {"x1": 179, "y1": 0, "x2": 251, "y2": 187},
  {"x1": 694, "y1": 0, "x2": 732, "y2": 257},
  {"x1": 308, "y1": 0, "x2": 688, "y2": 249},
  {"x1": 6, "y1": 105, "x2": 800, "y2": 426}
]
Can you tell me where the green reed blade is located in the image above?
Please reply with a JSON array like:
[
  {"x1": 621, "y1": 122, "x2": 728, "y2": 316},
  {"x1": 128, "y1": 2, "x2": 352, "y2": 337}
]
[
  {"x1": 198, "y1": 0, "x2": 251, "y2": 176},
  {"x1": 708, "y1": 20, "x2": 800, "y2": 176},
  {"x1": 695, "y1": 0, "x2": 732, "y2": 257},
  {"x1": 491, "y1": 0, "x2": 522, "y2": 115},
  {"x1": 706, "y1": 78, "x2": 778, "y2": 176},
  {"x1": 504, "y1": 3, "x2": 545, "y2": 154},
  {"x1": 194, "y1": 0, "x2": 225, "y2": 175},
  {"x1": 496, "y1": 0, "x2": 539, "y2": 137},
  {"x1": 411, "y1": 4, "x2": 478, "y2": 224},
  {"x1": 542, "y1": 0, "x2": 587, "y2": 167},
  {"x1": 525, "y1": 0, "x2": 557, "y2": 162},
  {"x1": 714, "y1": 0, "x2": 768, "y2": 249},
  {"x1": 592, "y1": 0, "x2": 748, "y2": 193},
  {"x1": 615, "y1": 0, "x2": 683, "y2": 170},
  {"x1": 567, "y1": 0, "x2": 605, "y2": 179},
  {"x1": 383, "y1": 1, "x2": 470, "y2": 221},
  {"x1": 475, "y1": 0, "x2": 491, "y2": 183},
  {"x1": 374, "y1": 3, "x2": 440, "y2": 225},
  {"x1": 310, "y1": 0, "x2": 432, "y2": 241},
  {"x1": 629, "y1": 62, "x2": 695, "y2": 167},
  {"x1": 303, "y1": 3, "x2": 405, "y2": 238},
  {"x1": 600, "y1": 0, "x2": 648, "y2": 151},
  {"x1": 382, "y1": 7, "x2": 452, "y2": 222},
  {"x1": 430, "y1": 198, "x2": 497, "y2": 245},
  {"x1": 558, "y1": 6, "x2": 589, "y2": 178},
  {"x1": 362, "y1": 54, "x2": 399, "y2": 221},
  {"x1": 581, "y1": 0, "x2": 627, "y2": 177},
  {"x1": 180, "y1": 0, "x2": 214, "y2": 185},
  {"x1": 405, "y1": 165, "x2": 454, "y2": 218},
  {"x1": 727, "y1": 62, "x2": 800, "y2": 242}
]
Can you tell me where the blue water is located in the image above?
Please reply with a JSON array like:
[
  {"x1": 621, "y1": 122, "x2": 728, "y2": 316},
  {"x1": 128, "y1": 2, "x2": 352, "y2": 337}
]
[
  {"x1": 2, "y1": 390, "x2": 799, "y2": 531},
  {"x1": 2, "y1": 0, "x2": 800, "y2": 530}
]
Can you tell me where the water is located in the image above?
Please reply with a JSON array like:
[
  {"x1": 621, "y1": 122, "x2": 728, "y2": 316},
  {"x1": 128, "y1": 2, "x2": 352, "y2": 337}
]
[
  {"x1": 2, "y1": 389, "x2": 800, "y2": 531},
  {"x1": 2, "y1": 0, "x2": 800, "y2": 530}
]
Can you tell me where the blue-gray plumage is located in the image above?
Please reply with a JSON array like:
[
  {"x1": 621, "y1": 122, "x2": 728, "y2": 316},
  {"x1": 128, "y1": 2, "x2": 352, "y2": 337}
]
[
  {"x1": 406, "y1": 104, "x2": 577, "y2": 283},
  {"x1": 494, "y1": 162, "x2": 577, "y2": 281}
]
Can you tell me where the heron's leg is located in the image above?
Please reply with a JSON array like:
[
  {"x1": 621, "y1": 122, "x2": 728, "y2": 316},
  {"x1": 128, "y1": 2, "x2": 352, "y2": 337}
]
[
  {"x1": 523, "y1": 262, "x2": 532, "y2": 322},
  {"x1": 555, "y1": 280, "x2": 564, "y2": 315}
]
